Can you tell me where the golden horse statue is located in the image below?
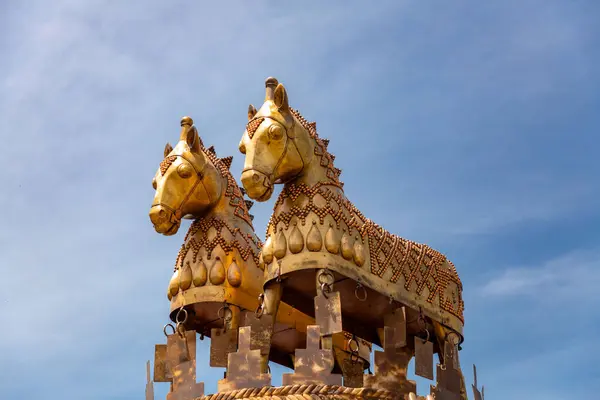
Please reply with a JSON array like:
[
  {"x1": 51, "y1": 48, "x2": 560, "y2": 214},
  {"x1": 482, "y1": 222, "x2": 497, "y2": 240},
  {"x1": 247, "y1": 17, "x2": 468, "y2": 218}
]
[
  {"x1": 149, "y1": 116, "x2": 371, "y2": 377},
  {"x1": 238, "y1": 78, "x2": 467, "y2": 397}
]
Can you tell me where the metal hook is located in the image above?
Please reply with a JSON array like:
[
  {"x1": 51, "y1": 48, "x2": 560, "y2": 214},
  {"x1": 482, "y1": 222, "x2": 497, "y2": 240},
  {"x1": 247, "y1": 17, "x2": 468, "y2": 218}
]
[
  {"x1": 422, "y1": 328, "x2": 430, "y2": 343},
  {"x1": 176, "y1": 322, "x2": 186, "y2": 338},
  {"x1": 417, "y1": 307, "x2": 427, "y2": 330},
  {"x1": 320, "y1": 282, "x2": 331, "y2": 298},
  {"x1": 255, "y1": 294, "x2": 265, "y2": 318}
]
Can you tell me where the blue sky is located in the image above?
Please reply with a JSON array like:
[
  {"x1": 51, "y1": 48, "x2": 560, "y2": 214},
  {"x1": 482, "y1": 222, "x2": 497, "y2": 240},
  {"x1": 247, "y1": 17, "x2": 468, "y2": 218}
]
[{"x1": 1, "y1": 1, "x2": 599, "y2": 399}]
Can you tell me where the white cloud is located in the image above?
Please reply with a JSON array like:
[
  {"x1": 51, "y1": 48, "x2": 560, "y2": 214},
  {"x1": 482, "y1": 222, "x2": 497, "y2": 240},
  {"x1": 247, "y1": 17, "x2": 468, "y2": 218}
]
[{"x1": 480, "y1": 249, "x2": 600, "y2": 301}]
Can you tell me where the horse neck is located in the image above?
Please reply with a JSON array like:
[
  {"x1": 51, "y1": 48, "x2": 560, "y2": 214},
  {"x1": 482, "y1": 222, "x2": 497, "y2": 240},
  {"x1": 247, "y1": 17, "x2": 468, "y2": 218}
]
[
  {"x1": 284, "y1": 109, "x2": 343, "y2": 191},
  {"x1": 180, "y1": 175, "x2": 262, "y2": 268},
  {"x1": 209, "y1": 172, "x2": 256, "y2": 236},
  {"x1": 291, "y1": 149, "x2": 329, "y2": 187},
  {"x1": 285, "y1": 136, "x2": 343, "y2": 192}
]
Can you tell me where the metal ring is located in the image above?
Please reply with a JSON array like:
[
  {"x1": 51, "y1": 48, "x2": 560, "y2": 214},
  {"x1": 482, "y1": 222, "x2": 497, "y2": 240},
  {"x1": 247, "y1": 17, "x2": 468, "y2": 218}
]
[
  {"x1": 354, "y1": 283, "x2": 367, "y2": 302},
  {"x1": 347, "y1": 337, "x2": 360, "y2": 354},
  {"x1": 175, "y1": 307, "x2": 188, "y2": 324},
  {"x1": 218, "y1": 305, "x2": 233, "y2": 322},
  {"x1": 317, "y1": 270, "x2": 334, "y2": 286},
  {"x1": 163, "y1": 323, "x2": 176, "y2": 337}
]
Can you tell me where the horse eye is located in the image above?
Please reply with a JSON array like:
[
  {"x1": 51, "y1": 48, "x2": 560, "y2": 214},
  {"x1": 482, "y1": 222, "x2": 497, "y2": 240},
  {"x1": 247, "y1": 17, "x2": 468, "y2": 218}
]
[
  {"x1": 177, "y1": 163, "x2": 193, "y2": 179},
  {"x1": 269, "y1": 124, "x2": 284, "y2": 140},
  {"x1": 152, "y1": 178, "x2": 157, "y2": 189}
]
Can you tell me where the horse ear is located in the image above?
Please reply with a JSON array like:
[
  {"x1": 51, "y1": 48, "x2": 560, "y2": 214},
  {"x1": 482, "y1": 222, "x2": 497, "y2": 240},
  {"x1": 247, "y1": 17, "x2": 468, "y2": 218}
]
[
  {"x1": 273, "y1": 83, "x2": 289, "y2": 112},
  {"x1": 248, "y1": 104, "x2": 257, "y2": 121},
  {"x1": 186, "y1": 127, "x2": 201, "y2": 153},
  {"x1": 164, "y1": 142, "x2": 173, "y2": 158}
]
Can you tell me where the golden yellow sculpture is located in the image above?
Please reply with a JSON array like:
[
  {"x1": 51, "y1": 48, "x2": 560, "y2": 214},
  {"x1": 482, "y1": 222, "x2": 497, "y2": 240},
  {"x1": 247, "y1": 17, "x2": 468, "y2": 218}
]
[
  {"x1": 238, "y1": 78, "x2": 467, "y2": 398},
  {"x1": 149, "y1": 116, "x2": 371, "y2": 375},
  {"x1": 143, "y1": 83, "x2": 481, "y2": 400}
]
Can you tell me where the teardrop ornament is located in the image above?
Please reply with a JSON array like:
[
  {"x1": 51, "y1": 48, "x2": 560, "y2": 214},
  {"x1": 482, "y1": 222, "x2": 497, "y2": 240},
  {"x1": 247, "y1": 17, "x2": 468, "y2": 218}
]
[
  {"x1": 274, "y1": 228, "x2": 287, "y2": 259},
  {"x1": 288, "y1": 223, "x2": 304, "y2": 254},
  {"x1": 227, "y1": 259, "x2": 242, "y2": 287},
  {"x1": 353, "y1": 236, "x2": 366, "y2": 267},
  {"x1": 209, "y1": 257, "x2": 226, "y2": 285},
  {"x1": 179, "y1": 262, "x2": 193, "y2": 290},
  {"x1": 262, "y1": 235, "x2": 274, "y2": 264},
  {"x1": 341, "y1": 231, "x2": 354, "y2": 260},
  {"x1": 307, "y1": 221, "x2": 323, "y2": 252},
  {"x1": 193, "y1": 259, "x2": 208, "y2": 287},
  {"x1": 325, "y1": 224, "x2": 340, "y2": 254},
  {"x1": 168, "y1": 269, "x2": 180, "y2": 298}
]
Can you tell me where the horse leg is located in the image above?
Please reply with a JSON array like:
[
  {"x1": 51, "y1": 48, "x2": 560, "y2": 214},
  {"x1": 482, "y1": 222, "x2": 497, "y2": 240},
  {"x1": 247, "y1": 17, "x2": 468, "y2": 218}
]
[
  {"x1": 263, "y1": 281, "x2": 283, "y2": 317},
  {"x1": 262, "y1": 281, "x2": 283, "y2": 373}
]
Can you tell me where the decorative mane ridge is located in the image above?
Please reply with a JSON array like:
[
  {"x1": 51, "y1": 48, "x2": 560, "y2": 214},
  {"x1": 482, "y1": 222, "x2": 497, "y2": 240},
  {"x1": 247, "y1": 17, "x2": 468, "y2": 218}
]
[
  {"x1": 289, "y1": 107, "x2": 344, "y2": 187},
  {"x1": 200, "y1": 144, "x2": 255, "y2": 228}
]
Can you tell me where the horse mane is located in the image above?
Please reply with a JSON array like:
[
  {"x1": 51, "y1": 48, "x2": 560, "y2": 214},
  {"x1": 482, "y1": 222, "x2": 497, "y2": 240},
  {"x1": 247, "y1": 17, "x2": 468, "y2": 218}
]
[
  {"x1": 289, "y1": 107, "x2": 344, "y2": 187},
  {"x1": 200, "y1": 143, "x2": 256, "y2": 228}
]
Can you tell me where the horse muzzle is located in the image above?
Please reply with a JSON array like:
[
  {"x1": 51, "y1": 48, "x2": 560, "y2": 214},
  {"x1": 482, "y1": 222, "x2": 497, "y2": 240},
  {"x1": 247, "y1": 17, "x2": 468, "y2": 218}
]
[
  {"x1": 241, "y1": 169, "x2": 274, "y2": 202},
  {"x1": 149, "y1": 205, "x2": 181, "y2": 236}
]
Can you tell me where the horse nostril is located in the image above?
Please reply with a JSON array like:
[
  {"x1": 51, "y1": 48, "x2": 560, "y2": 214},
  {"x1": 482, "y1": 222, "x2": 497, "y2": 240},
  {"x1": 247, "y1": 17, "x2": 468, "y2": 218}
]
[
  {"x1": 159, "y1": 209, "x2": 166, "y2": 218},
  {"x1": 252, "y1": 173, "x2": 261, "y2": 183}
]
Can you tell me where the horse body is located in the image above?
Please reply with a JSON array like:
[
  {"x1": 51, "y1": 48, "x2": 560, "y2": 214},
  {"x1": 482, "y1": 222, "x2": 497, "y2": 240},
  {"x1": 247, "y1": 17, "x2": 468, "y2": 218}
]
[
  {"x1": 239, "y1": 78, "x2": 465, "y2": 349},
  {"x1": 150, "y1": 117, "x2": 371, "y2": 372},
  {"x1": 262, "y1": 178, "x2": 465, "y2": 342}
]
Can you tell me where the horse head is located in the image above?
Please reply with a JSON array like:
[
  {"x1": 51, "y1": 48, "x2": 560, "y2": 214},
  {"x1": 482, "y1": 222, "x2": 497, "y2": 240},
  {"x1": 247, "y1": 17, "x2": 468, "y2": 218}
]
[
  {"x1": 149, "y1": 116, "x2": 224, "y2": 235},
  {"x1": 238, "y1": 77, "x2": 316, "y2": 201}
]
